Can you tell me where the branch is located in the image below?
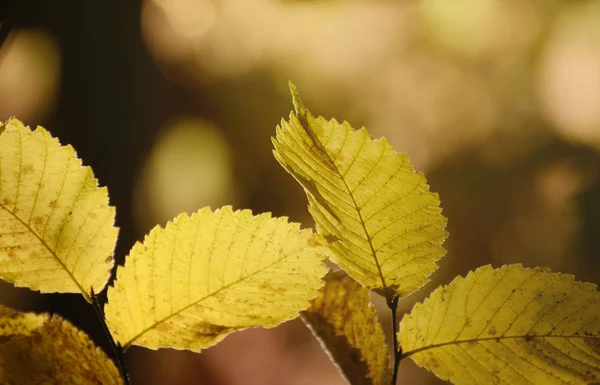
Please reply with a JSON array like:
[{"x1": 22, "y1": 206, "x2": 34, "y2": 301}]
[
  {"x1": 387, "y1": 296, "x2": 402, "y2": 385},
  {"x1": 90, "y1": 288, "x2": 131, "y2": 385}
]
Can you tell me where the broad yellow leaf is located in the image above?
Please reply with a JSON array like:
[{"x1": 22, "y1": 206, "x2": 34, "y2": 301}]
[
  {"x1": 302, "y1": 271, "x2": 392, "y2": 385},
  {"x1": 105, "y1": 206, "x2": 328, "y2": 350},
  {"x1": 399, "y1": 264, "x2": 600, "y2": 384},
  {"x1": 272, "y1": 83, "x2": 448, "y2": 299},
  {"x1": 0, "y1": 305, "x2": 123, "y2": 385},
  {"x1": 0, "y1": 118, "x2": 117, "y2": 300}
]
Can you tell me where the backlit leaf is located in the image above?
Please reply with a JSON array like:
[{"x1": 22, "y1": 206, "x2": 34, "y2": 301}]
[
  {"x1": 399, "y1": 264, "x2": 600, "y2": 384},
  {"x1": 0, "y1": 118, "x2": 117, "y2": 301},
  {"x1": 272, "y1": 83, "x2": 448, "y2": 299},
  {"x1": 105, "y1": 206, "x2": 328, "y2": 351},
  {"x1": 0, "y1": 305, "x2": 123, "y2": 385},
  {"x1": 302, "y1": 271, "x2": 392, "y2": 385}
]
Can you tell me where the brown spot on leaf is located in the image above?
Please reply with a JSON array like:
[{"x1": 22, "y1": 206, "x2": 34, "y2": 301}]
[
  {"x1": 8, "y1": 248, "x2": 18, "y2": 260},
  {"x1": 191, "y1": 322, "x2": 232, "y2": 338},
  {"x1": 488, "y1": 325, "x2": 497, "y2": 336},
  {"x1": 259, "y1": 282, "x2": 272, "y2": 291},
  {"x1": 22, "y1": 163, "x2": 34, "y2": 174},
  {"x1": 427, "y1": 356, "x2": 439, "y2": 369},
  {"x1": 307, "y1": 236, "x2": 324, "y2": 247},
  {"x1": 324, "y1": 234, "x2": 340, "y2": 244},
  {"x1": 584, "y1": 336, "x2": 600, "y2": 354},
  {"x1": 212, "y1": 290, "x2": 226, "y2": 301}
]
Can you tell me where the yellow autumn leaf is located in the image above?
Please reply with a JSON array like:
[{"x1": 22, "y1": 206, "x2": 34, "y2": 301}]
[
  {"x1": 0, "y1": 118, "x2": 117, "y2": 300},
  {"x1": 399, "y1": 264, "x2": 600, "y2": 385},
  {"x1": 105, "y1": 206, "x2": 328, "y2": 351},
  {"x1": 301, "y1": 271, "x2": 392, "y2": 385},
  {"x1": 0, "y1": 305, "x2": 123, "y2": 385},
  {"x1": 272, "y1": 83, "x2": 448, "y2": 300}
]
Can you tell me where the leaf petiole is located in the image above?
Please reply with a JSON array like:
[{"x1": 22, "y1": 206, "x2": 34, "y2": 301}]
[
  {"x1": 90, "y1": 288, "x2": 130, "y2": 385},
  {"x1": 388, "y1": 296, "x2": 402, "y2": 385}
]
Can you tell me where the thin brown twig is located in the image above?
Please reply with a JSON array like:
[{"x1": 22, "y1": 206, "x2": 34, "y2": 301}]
[
  {"x1": 387, "y1": 296, "x2": 402, "y2": 385},
  {"x1": 90, "y1": 288, "x2": 130, "y2": 385}
]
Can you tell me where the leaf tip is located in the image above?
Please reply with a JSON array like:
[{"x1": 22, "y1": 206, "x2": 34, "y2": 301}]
[{"x1": 288, "y1": 81, "x2": 306, "y2": 117}]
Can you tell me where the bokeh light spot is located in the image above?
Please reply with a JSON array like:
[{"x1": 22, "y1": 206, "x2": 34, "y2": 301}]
[
  {"x1": 134, "y1": 118, "x2": 237, "y2": 230},
  {"x1": 537, "y1": 2, "x2": 600, "y2": 147},
  {"x1": 0, "y1": 29, "x2": 61, "y2": 121}
]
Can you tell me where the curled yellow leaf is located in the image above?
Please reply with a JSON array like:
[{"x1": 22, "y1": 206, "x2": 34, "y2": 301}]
[
  {"x1": 302, "y1": 271, "x2": 392, "y2": 385},
  {"x1": 106, "y1": 206, "x2": 328, "y2": 351},
  {"x1": 0, "y1": 305, "x2": 123, "y2": 385}
]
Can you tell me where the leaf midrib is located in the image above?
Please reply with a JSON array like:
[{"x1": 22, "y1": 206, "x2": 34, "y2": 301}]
[
  {"x1": 0, "y1": 202, "x2": 90, "y2": 301},
  {"x1": 122, "y1": 243, "x2": 312, "y2": 349},
  {"x1": 400, "y1": 333, "x2": 600, "y2": 360},
  {"x1": 294, "y1": 113, "x2": 388, "y2": 292}
]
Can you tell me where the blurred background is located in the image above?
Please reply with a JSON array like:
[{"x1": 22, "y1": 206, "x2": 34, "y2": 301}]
[{"x1": 0, "y1": 0, "x2": 599, "y2": 384}]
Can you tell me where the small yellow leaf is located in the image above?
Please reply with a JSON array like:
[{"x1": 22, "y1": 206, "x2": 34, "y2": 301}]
[
  {"x1": 399, "y1": 264, "x2": 600, "y2": 385},
  {"x1": 105, "y1": 206, "x2": 328, "y2": 351},
  {"x1": 302, "y1": 272, "x2": 392, "y2": 385},
  {"x1": 0, "y1": 305, "x2": 123, "y2": 385},
  {"x1": 273, "y1": 83, "x2": 448, "y2": 299},
  {"x1": 0, "y1": 118, "x2": 118, "y2": 300}
]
